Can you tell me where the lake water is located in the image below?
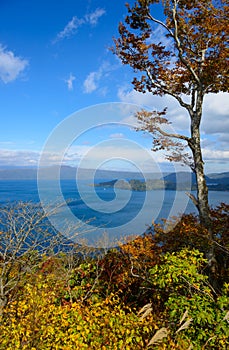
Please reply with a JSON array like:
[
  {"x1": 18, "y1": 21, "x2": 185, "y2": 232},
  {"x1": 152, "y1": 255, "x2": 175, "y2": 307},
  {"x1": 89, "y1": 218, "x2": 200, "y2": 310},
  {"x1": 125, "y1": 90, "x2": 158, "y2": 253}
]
[{"x1": 0, "y1": 180, "x2": 228, "y2": 246}]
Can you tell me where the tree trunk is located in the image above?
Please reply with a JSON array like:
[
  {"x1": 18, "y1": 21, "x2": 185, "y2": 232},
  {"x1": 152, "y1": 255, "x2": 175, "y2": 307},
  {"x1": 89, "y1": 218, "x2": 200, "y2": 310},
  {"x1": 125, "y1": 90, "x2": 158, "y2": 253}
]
[
  {"x1": 189, "y1": 90, "x2": 212, "y2": 232},
  {"x1": 0, "y1": 295, "x2": 7, "y2": 318},
  {"x1": 190, "y1": 113, "x2": 219, "y2": 292},
  {"x1": 191, "y1": 128, "x2": 212, "y2": 233}
]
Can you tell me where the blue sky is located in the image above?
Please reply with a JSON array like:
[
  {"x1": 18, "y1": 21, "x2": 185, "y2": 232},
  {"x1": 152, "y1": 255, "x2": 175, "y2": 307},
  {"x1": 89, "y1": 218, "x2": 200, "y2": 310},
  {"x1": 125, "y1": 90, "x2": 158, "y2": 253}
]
[{"x1": 0, "y1": 0, "x2": 228, "y2": 174}]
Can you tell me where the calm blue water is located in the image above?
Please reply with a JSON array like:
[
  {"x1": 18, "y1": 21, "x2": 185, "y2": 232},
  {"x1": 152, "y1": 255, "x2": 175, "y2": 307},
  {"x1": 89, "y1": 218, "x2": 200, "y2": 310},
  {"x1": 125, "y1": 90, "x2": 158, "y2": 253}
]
[{"x1": 0, "y1": 180, "x2": 228, "y2": 245}]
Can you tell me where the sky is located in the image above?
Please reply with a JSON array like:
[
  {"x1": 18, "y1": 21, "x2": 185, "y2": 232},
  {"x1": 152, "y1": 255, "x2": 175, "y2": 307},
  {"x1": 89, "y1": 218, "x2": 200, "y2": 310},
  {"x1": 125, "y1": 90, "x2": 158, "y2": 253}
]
[{"x1": 0, "y1": 0, "x2": 228, "y2": 174}]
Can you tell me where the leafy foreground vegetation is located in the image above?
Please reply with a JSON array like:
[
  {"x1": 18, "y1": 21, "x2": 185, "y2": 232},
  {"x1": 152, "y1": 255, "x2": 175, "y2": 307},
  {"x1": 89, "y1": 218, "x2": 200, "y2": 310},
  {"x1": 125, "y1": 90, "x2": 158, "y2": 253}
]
[{"x1": 0, "y1": 203, "x2": 228, "y2": 349}]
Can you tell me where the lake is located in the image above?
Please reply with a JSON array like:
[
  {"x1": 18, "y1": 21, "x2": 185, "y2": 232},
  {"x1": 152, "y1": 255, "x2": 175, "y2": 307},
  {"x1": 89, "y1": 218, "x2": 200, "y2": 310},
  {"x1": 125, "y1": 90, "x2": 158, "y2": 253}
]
[{"x1": 0, "y1": 180, "x2": 228, "y2": 247}]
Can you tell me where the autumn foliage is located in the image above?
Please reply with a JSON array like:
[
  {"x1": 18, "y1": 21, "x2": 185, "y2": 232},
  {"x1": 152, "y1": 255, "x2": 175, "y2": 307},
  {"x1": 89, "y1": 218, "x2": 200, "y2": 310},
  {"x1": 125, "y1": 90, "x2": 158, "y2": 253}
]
[{"x1": 0, "y1": 203, "x2": 229, "y2": 349}]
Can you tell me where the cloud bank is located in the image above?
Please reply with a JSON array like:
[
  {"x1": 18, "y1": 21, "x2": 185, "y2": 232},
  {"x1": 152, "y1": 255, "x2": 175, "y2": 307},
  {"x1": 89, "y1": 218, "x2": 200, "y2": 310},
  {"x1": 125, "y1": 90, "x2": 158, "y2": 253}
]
[{"x1": 117, "y1": 87, "x2": 229, "y2": 172}]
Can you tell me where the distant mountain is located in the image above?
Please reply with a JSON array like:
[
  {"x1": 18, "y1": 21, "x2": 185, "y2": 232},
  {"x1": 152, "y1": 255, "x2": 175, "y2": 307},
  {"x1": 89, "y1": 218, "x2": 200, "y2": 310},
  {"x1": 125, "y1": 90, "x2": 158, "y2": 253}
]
[
  {"x1": 163, "y1": 171, "x2": 195, "y2": 185},
  {"x1": 207, "y1": 172, "x2": 229, "y2": 180},
  {"x1": 93, "y1": 171, "x2": 229, "y2": 191},
  {"x1": 0, "y1": 166, "x2": 162, "y2": 181},
  {"x1": 0, "y1": 167, "x2": 37, "y2": 180},
  {"x1": 41, "y1": 166, "x2": 164, "y2": 181},
  {"x1": 163, "y1": 172, "x2": 229, "y2": 191},
  {"x1": 206, "y1": 172, "x2": 229, "y2": 189},
  {"x1": 0, "y1": 166, "x2": 228, "y2": 191}
]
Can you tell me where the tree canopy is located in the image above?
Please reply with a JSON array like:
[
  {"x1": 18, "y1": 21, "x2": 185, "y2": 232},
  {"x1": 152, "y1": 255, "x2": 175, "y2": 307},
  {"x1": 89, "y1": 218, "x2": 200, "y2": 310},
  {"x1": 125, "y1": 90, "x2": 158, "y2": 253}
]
[{"x1": 114, "y1": 0, "x2": 229, "y2": 98}]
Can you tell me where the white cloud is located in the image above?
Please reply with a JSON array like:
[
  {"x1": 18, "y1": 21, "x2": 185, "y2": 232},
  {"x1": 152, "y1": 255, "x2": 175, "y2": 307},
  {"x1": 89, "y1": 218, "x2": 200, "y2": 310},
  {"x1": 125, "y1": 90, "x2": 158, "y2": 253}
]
[
  {"x1": 65, "y1": 73, "x2": 76, "y2": 91},
  {"x1": 0, "y1": 149, "x2": 39, "y2": 166},
  {"x1": 83, "y1": 71, "x2": 99, "y2": 93},
  {"x1": 117, "y1": 86, "x2": 229, "y2": 172},
  {"x1": 0, "y1": 44, "x2": 28, "y2": 83},
  {"x1": 53, "y1": 16, "x2": 84, "y2": 43},
  {"x1": 85, "y1": 8, "x2": 106, "y2": 25},
  {"x1": 64, "y1": 145, "x2": 91, "y2": 158},
  {"x1": 1, "y1": 139, "x2": 227, "y2": 173},
  {"x1": 117, "y1": 86, "x2": 189, "y2": 130},
  {"x1": 0, "y1": 146, "x2": 84, "y2": 167},
  {"x1": 40, "y1": 145, "x2": 92, "y2": 167},
  {"x1": 53, "y1": 8, "x2": 105, "y2": 43},
  {"x1": 118, "y1": 87, "x2": 229, "y2": 138},
  {"x1": 202, "y1": 148, "x2": 229, "y2": 160},
  {"x1": 202, "y1": 147, "x2": 229, "y2": 173},
  {"x1": 83, "y1": 61, "x2": 116, "y2": 94},
  {"x1": 77, "y1": 143, "x2": 162, "y2": 172},
  {"x1": 202, "y1": 93, "x2": 229, "y2": 135}
]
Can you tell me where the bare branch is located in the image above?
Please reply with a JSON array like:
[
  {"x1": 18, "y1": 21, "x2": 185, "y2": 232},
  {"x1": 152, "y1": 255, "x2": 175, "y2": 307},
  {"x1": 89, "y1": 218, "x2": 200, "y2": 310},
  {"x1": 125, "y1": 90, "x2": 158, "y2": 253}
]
[
  {"x1": 154, "y1": 124, "x2": 190, "y2": 143},
  {"x1": 146, "y1": 11, "x2": 174, "y2": 37},
  {"x1": 172, "y1": 0, "x2": 201, "y2": 85},
  {"x1": 0, "y1": 202, "x2": 86, "y2": 315},
  {"x1": 185, "y1": 192, "x2": 199, "y2": 209}
]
